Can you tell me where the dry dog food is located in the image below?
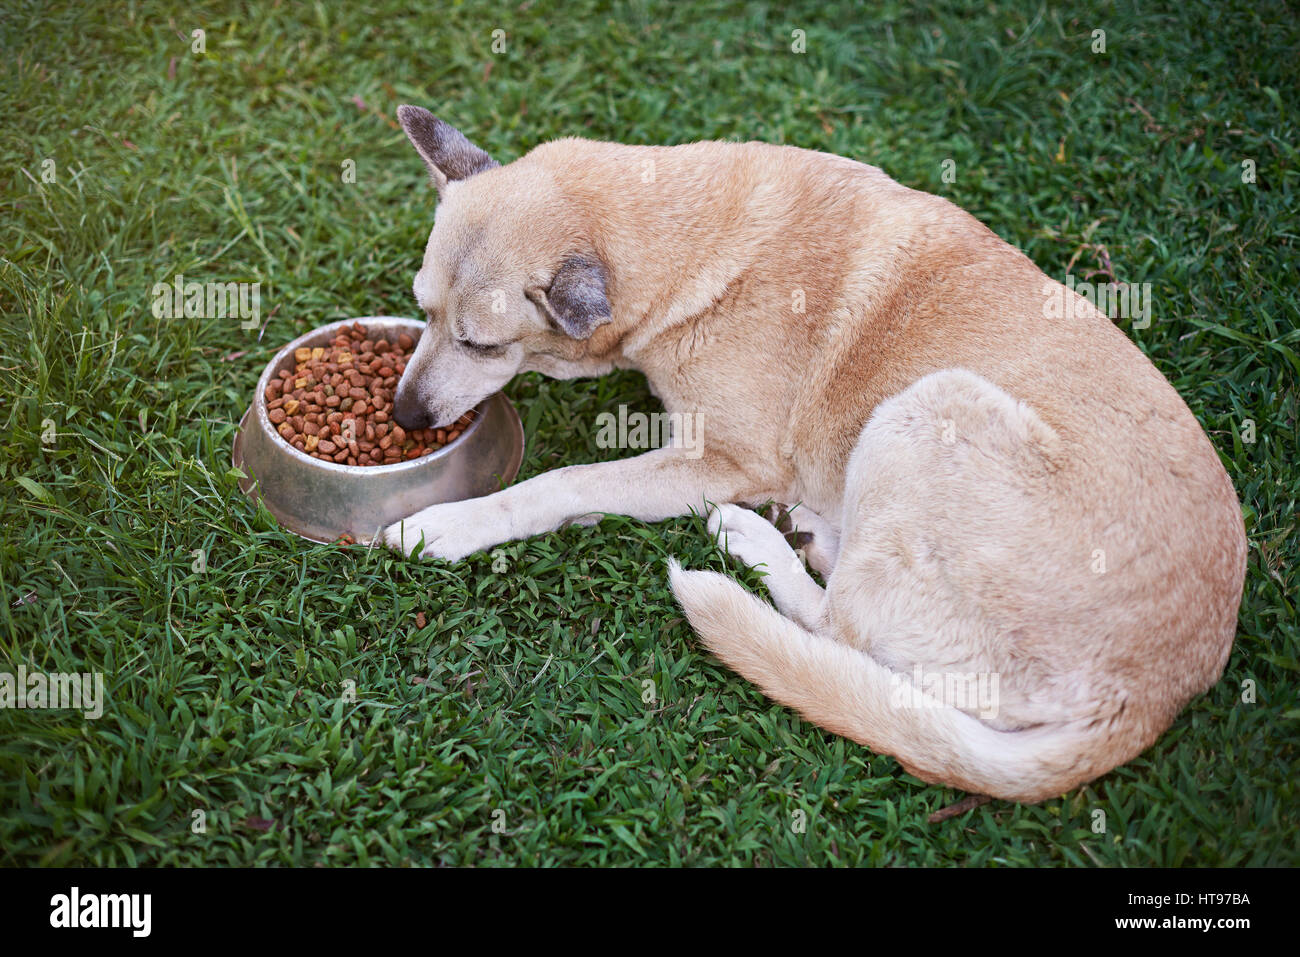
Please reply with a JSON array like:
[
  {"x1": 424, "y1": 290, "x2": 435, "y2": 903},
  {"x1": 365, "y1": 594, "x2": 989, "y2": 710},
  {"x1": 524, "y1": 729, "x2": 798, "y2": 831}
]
[{"x1": 263, "y1": 321, "x2": 475, "y2": 466}]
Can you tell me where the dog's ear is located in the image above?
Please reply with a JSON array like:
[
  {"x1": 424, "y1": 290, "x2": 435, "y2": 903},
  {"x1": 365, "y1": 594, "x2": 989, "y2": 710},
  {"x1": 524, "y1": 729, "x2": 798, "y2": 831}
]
[
  {"x1": 526, "y1": 256, "x2": 613, "y2": 340},
  {"x1": 396, "y1": 105, "x2": 498, "y2": 194}
]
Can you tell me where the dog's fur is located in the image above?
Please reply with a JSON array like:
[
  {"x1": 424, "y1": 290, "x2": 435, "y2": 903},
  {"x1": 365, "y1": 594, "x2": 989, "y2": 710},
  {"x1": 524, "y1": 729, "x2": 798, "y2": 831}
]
[{"x1": 385, "y1": 106, "x2": 1247, "y2": 803}]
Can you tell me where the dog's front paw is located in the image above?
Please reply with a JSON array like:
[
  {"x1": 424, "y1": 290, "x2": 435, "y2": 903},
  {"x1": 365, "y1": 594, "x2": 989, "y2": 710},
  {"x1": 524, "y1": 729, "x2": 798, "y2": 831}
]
[{"x1": 384, "y1": 498, "x2": 509, "y2": 561}]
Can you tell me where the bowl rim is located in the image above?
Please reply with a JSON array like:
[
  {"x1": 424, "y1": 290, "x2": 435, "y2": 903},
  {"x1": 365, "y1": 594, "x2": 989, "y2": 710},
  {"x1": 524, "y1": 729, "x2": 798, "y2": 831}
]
[{"x1": 254, "y1": 316, "x2": 484, "y2": 473}]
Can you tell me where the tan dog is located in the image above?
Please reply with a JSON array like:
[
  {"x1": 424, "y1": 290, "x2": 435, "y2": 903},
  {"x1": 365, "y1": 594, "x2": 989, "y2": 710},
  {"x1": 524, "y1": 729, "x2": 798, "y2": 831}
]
[{"x1": 385, "y1": 106, "x2": 1247, "y2": 802}]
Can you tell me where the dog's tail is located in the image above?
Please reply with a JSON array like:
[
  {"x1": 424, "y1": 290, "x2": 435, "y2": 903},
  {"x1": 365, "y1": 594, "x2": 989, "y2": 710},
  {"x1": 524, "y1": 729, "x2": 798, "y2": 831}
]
[{"x1": 667, "y1": 560, "x2": 1115, "y2": 803}]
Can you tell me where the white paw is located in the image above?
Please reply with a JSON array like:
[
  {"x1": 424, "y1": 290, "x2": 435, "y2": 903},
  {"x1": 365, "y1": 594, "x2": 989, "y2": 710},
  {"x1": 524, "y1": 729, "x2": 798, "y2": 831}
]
[
  {"x1": 384, "y1": 497, "x2": 509, "y2": 561},
  {"x1": 707, "y1": 503, "x2": 802, "y2": 573}
]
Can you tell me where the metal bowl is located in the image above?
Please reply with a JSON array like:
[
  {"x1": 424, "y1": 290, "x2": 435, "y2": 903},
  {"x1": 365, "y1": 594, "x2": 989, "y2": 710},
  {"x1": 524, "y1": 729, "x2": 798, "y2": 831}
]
[{"x1": 231, "y1": 316, "x2": 524, "y2": 544}]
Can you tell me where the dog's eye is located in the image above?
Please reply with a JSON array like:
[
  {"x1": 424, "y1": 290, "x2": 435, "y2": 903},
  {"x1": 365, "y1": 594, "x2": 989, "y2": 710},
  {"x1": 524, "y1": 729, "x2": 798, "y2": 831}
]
[{"x1": 459, "y1": 339, "x2": 504, "y2": 356}]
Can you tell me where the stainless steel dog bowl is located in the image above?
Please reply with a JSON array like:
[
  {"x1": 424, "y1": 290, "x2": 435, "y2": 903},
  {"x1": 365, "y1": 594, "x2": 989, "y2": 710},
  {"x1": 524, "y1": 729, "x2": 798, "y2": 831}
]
[{"x1": 231, "y1": 316, "x2": 524, "y2": 544}]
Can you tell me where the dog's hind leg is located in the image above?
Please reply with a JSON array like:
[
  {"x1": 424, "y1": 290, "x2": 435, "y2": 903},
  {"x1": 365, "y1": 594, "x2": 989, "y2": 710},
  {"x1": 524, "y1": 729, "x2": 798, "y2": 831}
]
[
  {"x1": 670, "y1": 368, "x2": 1142, "y2": 802},
  {"x1": 781, "y1": 504, "x2": 841, "y2": 577}
]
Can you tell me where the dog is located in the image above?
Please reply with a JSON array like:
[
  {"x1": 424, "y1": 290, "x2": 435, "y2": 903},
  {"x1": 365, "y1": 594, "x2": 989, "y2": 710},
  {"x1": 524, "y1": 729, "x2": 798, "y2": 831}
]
[{"x1": 384, "y1": 105, "x2": 1247, "y2": 803}]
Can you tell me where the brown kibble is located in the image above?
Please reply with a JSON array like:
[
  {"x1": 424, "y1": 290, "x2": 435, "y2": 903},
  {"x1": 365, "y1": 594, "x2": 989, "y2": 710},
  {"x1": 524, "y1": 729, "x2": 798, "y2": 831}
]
[{"x1": 264, "y1": 329, "x2": 450, "y2": 467}]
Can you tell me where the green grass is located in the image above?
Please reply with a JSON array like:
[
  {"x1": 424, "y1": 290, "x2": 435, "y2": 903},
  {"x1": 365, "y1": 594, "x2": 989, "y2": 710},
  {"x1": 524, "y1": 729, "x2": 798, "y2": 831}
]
[{"x1": 1, "y1": 0, "x2": 1296, "y2": 866}]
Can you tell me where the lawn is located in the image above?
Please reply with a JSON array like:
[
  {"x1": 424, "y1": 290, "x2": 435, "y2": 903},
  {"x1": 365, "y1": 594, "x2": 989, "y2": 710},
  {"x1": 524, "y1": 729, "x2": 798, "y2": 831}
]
[{"x1": 0, "y1": 0, "x2": 1296, "y2": 866}]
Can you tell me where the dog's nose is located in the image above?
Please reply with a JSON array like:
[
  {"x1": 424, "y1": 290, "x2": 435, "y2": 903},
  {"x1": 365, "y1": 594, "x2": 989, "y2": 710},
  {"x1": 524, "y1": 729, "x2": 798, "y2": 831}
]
[{"x1": 392, "y1": 386, "x2": 431, "y2": 431}]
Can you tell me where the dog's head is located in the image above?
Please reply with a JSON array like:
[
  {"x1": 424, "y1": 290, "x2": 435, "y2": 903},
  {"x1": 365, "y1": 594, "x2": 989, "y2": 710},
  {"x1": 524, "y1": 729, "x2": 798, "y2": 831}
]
[{"x1": 391, "y1": 106, "x2": 615, "y2": 430}]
